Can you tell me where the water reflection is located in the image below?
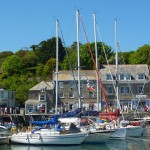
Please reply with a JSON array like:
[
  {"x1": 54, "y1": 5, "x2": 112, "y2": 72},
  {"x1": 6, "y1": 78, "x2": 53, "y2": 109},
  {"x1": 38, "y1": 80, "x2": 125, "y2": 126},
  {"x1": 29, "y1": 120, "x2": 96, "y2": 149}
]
[
  {"x1": 9, "y1": 144, "x2": 109, "y2": 150},
  {"x1": 106, "y1": 137, "x2": 150, "y2": 150},
  {"x1": 1, "y1": 138, "x2": 150, "y2": 150}
]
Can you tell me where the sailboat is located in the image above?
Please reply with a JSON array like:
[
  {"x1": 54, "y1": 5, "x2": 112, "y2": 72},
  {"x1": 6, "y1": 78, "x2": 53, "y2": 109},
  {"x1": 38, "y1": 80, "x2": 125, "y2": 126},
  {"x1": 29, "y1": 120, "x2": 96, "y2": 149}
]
[
  {"x1": 109, "y1": 19, "x2": 144, "y2": 139},
  {"x1": 10, "y1": 19, "x2": 88, "y2": 145}
]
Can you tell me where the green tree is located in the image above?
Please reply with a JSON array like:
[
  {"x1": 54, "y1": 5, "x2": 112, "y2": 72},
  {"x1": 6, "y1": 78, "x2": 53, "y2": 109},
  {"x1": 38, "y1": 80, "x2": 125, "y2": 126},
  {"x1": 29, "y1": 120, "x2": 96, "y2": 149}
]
[
  {"x1": 129, "y1": 44, "x2": 150, "y2": 64},
  {"x1": 0, "y1": 51, "x2": 13, "y2": 66},
  {"x1": 43, "y1": 58, "x2": 56, "y2": 78},
  {"x1": 1, "y1": 55, "x2": 22, "y2": 77}
]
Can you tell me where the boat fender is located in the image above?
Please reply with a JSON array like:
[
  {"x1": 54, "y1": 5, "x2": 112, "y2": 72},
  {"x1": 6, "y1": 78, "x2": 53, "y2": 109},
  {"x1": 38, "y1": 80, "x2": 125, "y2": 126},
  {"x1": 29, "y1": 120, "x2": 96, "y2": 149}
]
[
  {"x1": 28, "y1": 126, "x2": 32, "y2": 132},
  {"x1": 10, "y1": 127, "x2": 15, "y2": 134}
]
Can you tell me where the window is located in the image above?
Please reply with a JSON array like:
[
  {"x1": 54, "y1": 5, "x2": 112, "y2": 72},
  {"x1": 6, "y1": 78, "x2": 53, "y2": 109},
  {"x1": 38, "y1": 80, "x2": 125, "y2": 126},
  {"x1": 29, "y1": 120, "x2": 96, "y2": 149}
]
[
  {"x1": 120, "y1": 74, "x2": 131, "y2": 80},
  {"x1": 80, "y1": 81, "x2": 83, "y2": 88},
  {"x1": 107, "y1": 86, "x2": 113, "y2": 94},
  {"x1": 58, "y1": 92, "x2": 64, "y2": 98},
  {"x1": 126, "y1": 74, "x2": 131, "y2": 80},
  {"x1": 89, "y1": 92, "x2": 94, "y2": 98},
  {"x1": 27, "y1": 104, "x2": 33, "y2": 113},
  {"x1": 0, "y1": 91, "x2": 4, "y2": 98},
  {"x1": 120, "y1": 87, "x2": 125, "y2": 94},
  {"x1": 126, "y1": 86, "x2": 130, "y2": 93},
  {"x1": 39, "y1": 94, "x2": 46, "y2": 101},
  {"x1": 68, "y1": 91, "x2": 74, "y2": 98},
  {"x1": 120, "y1": 74, "x2": 125, "y2": 80},
  {"x1": 69, "y1": 81, "x2": 74, "y2": 88},
  {"x1": 137, "y1": 86, "x2": 144, "y2": 94},
  {"x1": 106, "y1": 74, "x2": 112, "y2": 80},
  {"x1": 8, "y1": 92, "x2": 13, "y2": 99},
  {"x1": 59, "y1": 82, "x2": 64, "y2": 88},
  {"x1": 137, "y1": 73, "x2": 145, "y2": 80},
  {"x1": 80, "y1": 92, "x2": 84, "y2": 99},
  {"x1": 88, "y1": 81, "x2": 93, "y2": 86}
]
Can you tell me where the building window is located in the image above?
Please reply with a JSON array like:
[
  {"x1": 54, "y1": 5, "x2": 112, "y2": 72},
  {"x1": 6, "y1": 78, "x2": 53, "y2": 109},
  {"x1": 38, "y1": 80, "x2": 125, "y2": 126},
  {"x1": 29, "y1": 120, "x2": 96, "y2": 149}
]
[
  {"x1": 126, "y1": 86, "x2": 130, "y2": 93},
  {"x1": 0, "y1": 91, "x2": 4, "y2": 98},
  {"x1": 120, "y1": 74, "x2": 131, "y2": 80},
  {"x1": 8, "y1": 92, "x2": 13, "y2": 99},
  {"x1": 137, "y1": 73, "x2": 145, "y2": 80},
  {"x1": 80, "y1": 81, "x2": 83, "y2": 88},
  {"x1": 107, "y1": 86, "x2": 113, "y2": 94},
  {"x1": 68, "y1": 91, "x2": 74, "y2": 98},
  {"x1": 137, "y1": 86, "x2": 144, "y2": 94},
  {"x1": 106, "y1": 74, "x2": 112, "y2": 80},
  {"x1": 120, "y1": 74, "x2": 125, "y2": 80},
  {"x1": 58, "y1": 92, "x2": 64, "y2": 98},
  {"x1": 26, "y1": 104, "x2": 33, "y2": 113},
  {"x1": 59, "y1": 82, "x2": 64, "y2": 88},
  {"x1": 89, "y1": 92, "x2": 94, "y2": 98},
  {"x1": 120, "y1": 87, "x2": 125, "y2": 94},
  {"x1": 69, "y1": 81, "x2": 74, "y2": 88},
  {"x1": 126, "y1": 74, "x2": 131, "y2": 80},
  {"x1": 39, "y1": 94, "x2": 46, "y2": 101}
]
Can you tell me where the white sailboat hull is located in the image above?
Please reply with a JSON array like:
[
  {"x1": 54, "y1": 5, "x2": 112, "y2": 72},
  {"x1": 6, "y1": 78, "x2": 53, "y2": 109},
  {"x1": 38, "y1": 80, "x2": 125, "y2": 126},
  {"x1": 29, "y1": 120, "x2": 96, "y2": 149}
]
[
  {"x1": 11, "y1": 132, "x2": 88, "y2": 145},
  {"x1": 84, "y1": 130, "x2": 114, "y2": 144},
  {"x1": 110, "y1": 126, "x2": 144, "y2": 139}
]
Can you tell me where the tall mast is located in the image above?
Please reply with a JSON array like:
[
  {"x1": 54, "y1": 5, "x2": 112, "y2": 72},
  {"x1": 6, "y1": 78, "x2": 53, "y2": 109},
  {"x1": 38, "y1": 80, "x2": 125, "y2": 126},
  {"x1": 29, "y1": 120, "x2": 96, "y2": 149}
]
[
  {"x1": 55, "y1": 19, "x2": 59, "y2": 114},
  {"x1": 93, "y1": 13, "x2": 99, "y2": 111},
  {"x1": 115, "y1": 18, "x2": 119, "y2": 109},
  {"x1": 76, "y1": 10, "x2": 81, "y2": 108}
]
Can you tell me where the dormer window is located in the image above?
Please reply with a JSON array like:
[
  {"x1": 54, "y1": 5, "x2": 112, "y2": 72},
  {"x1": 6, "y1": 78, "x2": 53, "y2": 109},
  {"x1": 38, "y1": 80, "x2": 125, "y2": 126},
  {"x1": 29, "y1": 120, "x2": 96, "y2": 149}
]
[
  {"x1": 106, "y1": 74, "x2": 112, "y2": 80},
  {"x1": 137, "y1": 73, "x2": 145, "y2": 80},
  {"x1": 39, "y1": 94, "x2": 46, "y2": 101},
  {"x1": 120, "y1": 74, "x2": 131, "y2": 80}
]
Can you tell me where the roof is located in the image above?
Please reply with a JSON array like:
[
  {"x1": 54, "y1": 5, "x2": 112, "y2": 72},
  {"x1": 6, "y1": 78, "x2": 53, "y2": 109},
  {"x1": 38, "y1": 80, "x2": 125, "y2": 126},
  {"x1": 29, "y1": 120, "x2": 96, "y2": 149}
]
[
  {"x1": 53, "y1": 70, "x2": 96, "y2": 81},
  {"x1": 29, "y1": 81, "x2": 54, "y2": 91},
  {"x1": 52, "y1": 64, "x2": 150, "y2": 81}
]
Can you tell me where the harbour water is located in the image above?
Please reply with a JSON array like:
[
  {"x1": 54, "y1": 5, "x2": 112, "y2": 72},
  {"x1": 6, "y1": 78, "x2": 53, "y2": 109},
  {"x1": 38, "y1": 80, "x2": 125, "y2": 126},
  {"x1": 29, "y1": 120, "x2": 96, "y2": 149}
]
[{"x1": 0, "y1": 137, "x2": 150, "y2": 150}]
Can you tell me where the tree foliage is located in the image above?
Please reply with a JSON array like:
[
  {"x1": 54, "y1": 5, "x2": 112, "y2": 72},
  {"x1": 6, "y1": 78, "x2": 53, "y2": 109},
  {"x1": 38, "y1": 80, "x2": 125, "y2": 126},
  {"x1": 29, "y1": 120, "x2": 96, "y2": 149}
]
[{"x1": 129, "y1": 44, "x2": 150, "y2": 64}]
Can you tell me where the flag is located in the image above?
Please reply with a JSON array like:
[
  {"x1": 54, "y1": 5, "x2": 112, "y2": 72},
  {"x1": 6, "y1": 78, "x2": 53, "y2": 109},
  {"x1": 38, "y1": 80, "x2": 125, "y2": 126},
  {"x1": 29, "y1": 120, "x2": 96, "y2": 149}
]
[{"x1": 87, "y1": 80, "x2": 96, "y2": 93}]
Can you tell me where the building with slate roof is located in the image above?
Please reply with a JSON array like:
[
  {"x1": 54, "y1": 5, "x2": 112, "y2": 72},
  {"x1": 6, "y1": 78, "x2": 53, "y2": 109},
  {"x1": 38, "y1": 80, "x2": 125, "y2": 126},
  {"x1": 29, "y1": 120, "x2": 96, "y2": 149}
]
[{"x1": 24, "y1": 64, "x2": 150, "y2": 114}]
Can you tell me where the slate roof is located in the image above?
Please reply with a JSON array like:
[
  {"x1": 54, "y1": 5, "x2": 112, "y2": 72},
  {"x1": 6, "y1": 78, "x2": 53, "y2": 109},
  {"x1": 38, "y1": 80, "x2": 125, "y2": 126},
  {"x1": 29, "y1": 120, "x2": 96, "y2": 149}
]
[
  {"x1": 100, "y1": 64, "x2": 149, "y2": 80},
  {"x1": 29, "y1": 81, "x2": 54, "y2": 91},
  {"x1": 52, "y1": 64, "x2": 150, "y2": 81},
  {"x1": 53, "y1": 70, "x2": 96, "y2": 81}
]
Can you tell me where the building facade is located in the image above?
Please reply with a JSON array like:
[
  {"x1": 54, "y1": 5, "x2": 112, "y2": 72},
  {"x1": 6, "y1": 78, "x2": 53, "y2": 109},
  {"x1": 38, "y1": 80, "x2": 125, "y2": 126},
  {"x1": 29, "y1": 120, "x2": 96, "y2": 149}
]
[
  {"x1": 0, "y1": 88, "x2": 16, "y2": 107},
  {"x1": 52, "y1": 64, "x2": 150, "y2": 112},
  {"x1": 25, "y1": 81, "x2": 54, "y2": 115}
]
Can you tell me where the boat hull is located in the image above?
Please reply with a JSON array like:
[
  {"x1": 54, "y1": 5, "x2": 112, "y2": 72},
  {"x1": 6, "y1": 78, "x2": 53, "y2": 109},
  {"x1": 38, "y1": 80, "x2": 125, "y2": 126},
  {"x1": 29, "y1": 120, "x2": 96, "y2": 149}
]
[
  {"x1": 110, "y1": 126, "x2": 144, "y2": 139},
  {"x1": 11, "y1": 132, "x2": 88, "y2": 145},
  {"x1": 83, "y1": 130, "x2": 114, "y2": 144}
]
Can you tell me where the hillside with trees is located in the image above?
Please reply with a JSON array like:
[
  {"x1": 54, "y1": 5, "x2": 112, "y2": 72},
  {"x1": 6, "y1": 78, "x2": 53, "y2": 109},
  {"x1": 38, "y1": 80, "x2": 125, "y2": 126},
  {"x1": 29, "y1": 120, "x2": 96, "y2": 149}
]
[{"x1": 0, "y1": 37, "x2": 149, "y2": 106}]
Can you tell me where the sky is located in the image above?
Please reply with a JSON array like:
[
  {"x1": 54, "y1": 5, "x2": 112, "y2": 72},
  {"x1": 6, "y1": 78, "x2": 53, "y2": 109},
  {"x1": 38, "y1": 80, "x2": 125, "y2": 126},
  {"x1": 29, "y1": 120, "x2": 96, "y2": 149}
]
[{"x1": 0, "y1": 0, "x2": 150, "y2": 52}]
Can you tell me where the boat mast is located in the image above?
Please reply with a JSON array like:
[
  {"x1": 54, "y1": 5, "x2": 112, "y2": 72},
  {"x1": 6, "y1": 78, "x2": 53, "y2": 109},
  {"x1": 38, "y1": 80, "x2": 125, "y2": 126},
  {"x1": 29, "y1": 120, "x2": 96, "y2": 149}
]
[
  {"x1": 55, "y1": 19, "x2": 59, "y2": 114},
  {"x1": 76, "y1": 10, "x2": 81, "y2": 108},
  {"x1": 93, "y1": 13, "x2": 99, "y2": 111},
  {"x1": 115, "y1": 19, "x2": 124, "y2": 120}
]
